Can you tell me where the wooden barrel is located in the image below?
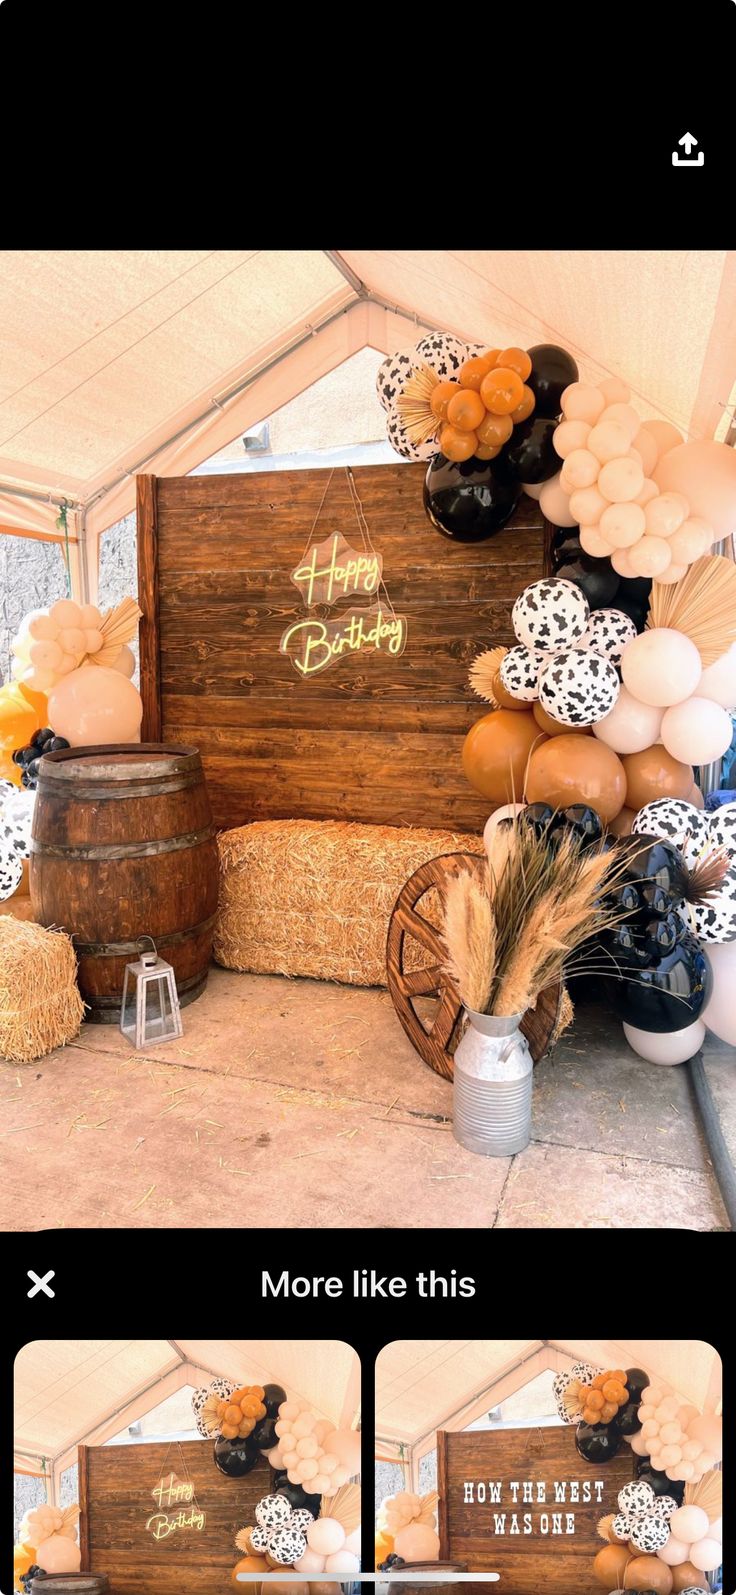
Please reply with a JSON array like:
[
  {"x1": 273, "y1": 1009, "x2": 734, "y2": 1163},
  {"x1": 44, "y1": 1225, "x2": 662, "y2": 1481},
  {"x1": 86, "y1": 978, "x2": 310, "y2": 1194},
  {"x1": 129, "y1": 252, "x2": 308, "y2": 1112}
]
[
  {"x1": 31, "y1": 1580, "x2": 109, "y2": 1594},
  {"x1": 30, "y1": 744, "x2": 219, "y2": 1023}
]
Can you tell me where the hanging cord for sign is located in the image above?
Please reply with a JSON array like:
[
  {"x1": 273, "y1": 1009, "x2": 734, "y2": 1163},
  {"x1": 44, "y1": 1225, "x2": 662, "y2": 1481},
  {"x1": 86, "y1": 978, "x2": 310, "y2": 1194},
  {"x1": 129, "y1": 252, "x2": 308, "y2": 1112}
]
[
  {"x1": 54, "y1": 500, "x2": 73, "y2": 598},
  {"x1": 298, "y1": 468, "x2": 336, "y2": 564},
  {"x1": 345, "y1": 465, "x2": 398, "y2": 621}
]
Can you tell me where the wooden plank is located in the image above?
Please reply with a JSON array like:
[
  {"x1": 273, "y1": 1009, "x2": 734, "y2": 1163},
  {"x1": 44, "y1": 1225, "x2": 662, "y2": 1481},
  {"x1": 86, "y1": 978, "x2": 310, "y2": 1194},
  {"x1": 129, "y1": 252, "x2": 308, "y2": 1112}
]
[
  {"x1": 83, "y1": 1438, "x2": 270, "y2": 1594},
  {"x1": 437, "y1": 1430, "x2": 450, "y2": 1561},
  {"x1": 439, "y1": 1426, "x2": 634, "y2": 1591},
  {"x1": 158, "y1": 566, "x2": 539, "y2": 608},
  {"x1": 136, "y1": 474, "x2": 162, "y2": 741},
  {"x1": 162, "y1": 696, "x2": 483, "y2": 734},
  {"x1": 78, "y1": 1444, "x2": 90, "y2": 1569}
]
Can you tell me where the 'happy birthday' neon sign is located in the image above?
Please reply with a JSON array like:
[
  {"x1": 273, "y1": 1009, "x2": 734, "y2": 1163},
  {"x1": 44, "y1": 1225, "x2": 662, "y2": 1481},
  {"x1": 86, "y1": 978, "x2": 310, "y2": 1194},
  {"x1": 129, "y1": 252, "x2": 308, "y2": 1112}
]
[
  {"x1": 146, "y1": 1473, "x2": 206, "y2": 1542},
  {"x1": 280, "y1": 530, "x2": 408, "y2": 677}
]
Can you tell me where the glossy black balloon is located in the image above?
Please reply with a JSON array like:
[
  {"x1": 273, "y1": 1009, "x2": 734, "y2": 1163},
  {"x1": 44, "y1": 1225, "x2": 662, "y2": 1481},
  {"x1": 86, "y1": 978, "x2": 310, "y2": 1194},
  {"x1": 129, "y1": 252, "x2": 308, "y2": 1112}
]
[
  {"x1": 619, "y1": 836, "x2": 689, "y2": 914},
  {"x1": 634, "y1": 1458, "x2": 685, "y2": 1503},
  {"x1": 603, "y1": 926, "x2": 712, "y2": 1033},
  {"x1": 423, "y1": 454, "x2": 520, "y2": 542},
  {"x1": 213, "y1": 1435, "x2": 260, "y2": 1476},
  {"x1": 251, "y1": 1415, "x2": 279, "y2": 1450},
  {"x1": 616, "y1": 1398, "x2": 644, "y2": 1436},
  {"x1": 527, "y1": 344, "x2": 579, "y2": 417},
  {"x1": 274, "y1": 1477, "x2": 322, "y2": 1517},
  {"x1": 519, "y1": 802, "x2": 556, "y2": 839},
  {"x1": 553, "y1": 551, "x2": 621, "y2": 609},
  {"x1": 575, "y1": 1421, "x2": 621, "y2": 1464},
  {"x1": 625, "y1": 1368, "x2": 650, "y2": 1402},
  {"x1": 503, "y1": 414, "x2": 560, "y2": 484},
  {"x1": 262, "y1": 1381, "x2": 287, "y2": 1416},
  {"x1": 556, "y1": 805, "x2": 604, "y2": 850}
]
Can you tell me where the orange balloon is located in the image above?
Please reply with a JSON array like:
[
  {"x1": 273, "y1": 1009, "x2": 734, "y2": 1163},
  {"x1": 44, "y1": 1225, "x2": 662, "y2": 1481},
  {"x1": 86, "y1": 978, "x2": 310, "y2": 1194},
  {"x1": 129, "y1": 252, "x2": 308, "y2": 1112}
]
[
  {"x1": 510, "y1": 384, "x2": 536, "y2": 424},
  {"x1": 458, "y1": 357, "x2": 492, "y2": 391},
  {"x1": 475, "y1": 442, "x2": 501, "y2": 460},
  {"x1": 375, "y1": 1530, "x2": 395, "y2": 1562},
  {"x1": 17, "y1": 680, "x2": 49, "y2": 718},
  {"x1": 0, "y1": 752, "x2": 22, "y2": 787},
  {"x1": 462, "y1": 709, "x2": 546, "y2": 803},
  {"x1": 526, "y1": 736, "x2": 627, "y2": 823},
  {"x1": 624, "y1": 1555, "x2": 673, "y2": 1594},
  {"x1": 622, "y1": 745, "x2": 693, "y2": 811},
  {"x1": 494, "y1": 671, "x2": 531, "y2": 711},
  {"x1": 593, "y1": 1544, "x2": 632, "y2": 1588},
  {"x1": 476, "y1": 410, "x2": 513, "y2": 447},
  {"x1": 440, "y1": 424, "x2": 478, "y2": 462},
  {"x1": 481, "y1": 366, "x2": 525, "y2": 415},
  {"x1": 689, "y1": 783, "x2": 704, "y2": 809},
  {"x1": 0, "y1": 684, "x2": 39, "y2": 751},
  {"x1": 430, "y1": 380, "x2": 460, "y2": 420},
  {"x1": 231, "y1": 1554, "x2": 268, "y2": 1585},
  {"x1": 447, "y1": 388, "x2": 486, "y2": 432},
  {"x1": 608, "y1": 805, "x2": 636, "y2": 837},
  {"x1": 480, "y1": 347, "x2": 501, "y2": 369},
  {"x1": 533, "y1": 701, "x2": 591, "y2": 737},
  {"x1": 497, "y1": 346, "x2": 532, "y2": 381},
  {"x1": 671, "y1": 1562, "x2": 708, "y2": 1592}
]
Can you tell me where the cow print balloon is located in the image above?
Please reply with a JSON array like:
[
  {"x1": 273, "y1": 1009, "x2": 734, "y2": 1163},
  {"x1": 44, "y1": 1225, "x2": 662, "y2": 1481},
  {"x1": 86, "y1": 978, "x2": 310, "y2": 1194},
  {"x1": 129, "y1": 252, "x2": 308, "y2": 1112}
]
[
  {"x1": 0, "y1": 845, "x2": 23, "y2": 901},
  {"x1": 681, "y1": 868, "x2": 736, "y2": 943},
  {"x1": 632, "y1": 799, "x2": 710, "y2": 868},
  {"x1": 414, "y1": 332, "x2": 469, "y2": 380},
  {"x1": 629, "y1": 1512, "x2": 671, "y2": 1553},
  {"x1": 499, "y1": 644, "x2": 552, "y2": 702},
  {"x1": 512, "y1": 577, "x2": 590, "y2": 651},
  {"x1": 618, "y1": 1480, "x2": 656, "y2": 1515},
  {"x1": 552, "y1": 1362, "x2": 598, "y2": 1422},
  {"x1": 266, "y1": 1526, "x2": 307, "y2": 1565},
  {"x1": 580, "y1": 607, "x2": 638, "y2": 665},
  {"x1": 539, "y1": 648, "x2": 619, "y2": 725},
  {"x1": 710, "y1": 802, "x2": 736, "y2": 855},
  {"x1": 386, "y1": 407, "x2": 436, "y2": 462},
  {"x1": 255, "y1": 1495, "x2": 292, "y2": 1531},
  {"x1": 376, "y1": 349, "x2": 416, "y2": 412}
]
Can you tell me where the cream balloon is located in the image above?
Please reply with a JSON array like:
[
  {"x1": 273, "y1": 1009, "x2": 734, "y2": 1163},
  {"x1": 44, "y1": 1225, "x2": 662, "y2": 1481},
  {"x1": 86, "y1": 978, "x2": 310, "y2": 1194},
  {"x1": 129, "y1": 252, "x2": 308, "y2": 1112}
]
[
  {"x1": 634, "y1": 477, "x2": 660, "y2": 508},
  {"x1": 580, "y1": 526, "x2": 614, "y2": 557},
  {"x1": 522, "y1": 481, "x2": 545, "y2": 500},
  {"x1": 697, "y1": 643, "x2": 736, "y2": 709},
  {"x1": 655, "y1": 562, "x2": 688, "y2": 586},
  {"x1": 36, "y1": 1536, "x2": 81, "y2": 1574},
  {"x1": 393, "y1": 1523, "x2": 440, "y2": 1560},
  {"x1": 599, "y1": 402, "x2": 640, "y2": 439},
  {"x1": 48, "y1": 666, "x2": 143, "y2": 746},
  {"x1": 656, "y1": 1537, "x2": 692, "y2": 1567},
  {"x1": 610, "y1": 547, "x2": 639, "y2": 579},
  {"x1": 568, "y1": 485, "x2": 609, "y2": 525},
  {"x1": 560, "y1": 448, "x2": 600, "y2": 492},
  {"x1": 686, "y1": 1413, "x2": 722, "y2": 1461},
  {"x1": 322, "y1": 1426, "x2": 361, "y2": 1476},
  {"x1": 642, "y1": 419, "x2": 683, "y2": 457},
  {"x1": 593, "y1": 687, "x2": 664, "y2": 755},
  {"x1": 599, "y1": 376, "x2": 630, "y2": 404},
  {"x1": 668, "y1": 518, "x2": 714, "y2": 565},
  {"x1": 109, "y1": 645, "x2": 136, "y2": 678},
  {"x1": 654, "y1": 438, "x2": 736, "y2": 540},
  {"x1": 293, "y1": 1549, "x2": 327, "y2": 1573},
  {"x1": 560, "y1": 382, "x2": 606, "y2": 424},
  {"x1": 621, "y1": 629, "x2": 702, "y2": 707},
  {"x1": 324, "y1": 1552, "x2": 361, "y2": 1575},
  {"x1": 49, "y1": 598, "x2": 83, "y2": 629},
  {"x1": 644, "y1": 492, "x2": 689, "y2": 538},
  {"x1": 628, "y1": 535, "x2": 672, "y2": 578},
  {"x1": 553, "y1": 419, "x2": 592, "y2": 458},
  {"x1": 622, "y1": 1019, "x2": 705, "y2": 1065},
  {"x1": 688, "y1": 1538, "x2": 722, "y2": 1574},
  {"x1": 307, "y1": 1519, "x2": 346, "y2": 1556},
  {"x1": 539, "y1": 474, "x2": 576, "y2": 527},
  {"x1": 483, "y1": 803, "x2": 525, "y2": 858},
  {"x1": 632, "y1": 426, "x2": 659, "y2": 476},
  {"x1": 660, "y1": 698, "x2": 733, "y2": 765},
  {"x1": 597, "y1": 455, "x2": 645, "y2": 503},
  {"x1": 343, "y1": 1527, "x2": 362, "y2": 1556},
  {"x1": 600, "y1": 502, "x2": 646, "y2": 548}
]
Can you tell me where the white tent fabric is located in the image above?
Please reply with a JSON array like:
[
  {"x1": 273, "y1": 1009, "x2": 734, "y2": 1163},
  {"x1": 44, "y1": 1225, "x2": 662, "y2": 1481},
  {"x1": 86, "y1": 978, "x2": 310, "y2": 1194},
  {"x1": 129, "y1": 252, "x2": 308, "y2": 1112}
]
[
  {"x1": 375, "y1": 1338, "x2": 722, "y2": 1449},
  {"x1": 1, "y1": 251, "x2": 734, "y2": 566},
  {"x1": 14, "y1": 1337, "x2": 360, "y2": 1477}
]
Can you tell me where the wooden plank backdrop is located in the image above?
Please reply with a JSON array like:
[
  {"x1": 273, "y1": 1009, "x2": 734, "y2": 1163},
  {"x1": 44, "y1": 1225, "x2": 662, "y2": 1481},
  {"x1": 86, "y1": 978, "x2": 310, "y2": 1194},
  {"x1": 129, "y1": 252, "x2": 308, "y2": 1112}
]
[
  {"x1": 437, "y1": 1426, "x2": 634, "y2": 1594},
  {"x1": 79, "y1": 1439, "x2": 270, "y2": 1594},
  {"x1": 137, "y1": 465, "x2": 545, "y2": 833}
]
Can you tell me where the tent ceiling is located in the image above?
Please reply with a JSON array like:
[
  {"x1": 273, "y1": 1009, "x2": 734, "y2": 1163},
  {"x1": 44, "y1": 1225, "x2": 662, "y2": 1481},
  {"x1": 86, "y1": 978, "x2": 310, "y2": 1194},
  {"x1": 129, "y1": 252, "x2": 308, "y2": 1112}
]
[
  {"x1": 375, "y1": 1338, "x2": 721, "y2": 1447},
  {"x1": 14, "y1": 1337, "x2": 359, "y2": 1464},
  {"x1": 1, "y1": 250, "x2": 734, "y2": 544}
]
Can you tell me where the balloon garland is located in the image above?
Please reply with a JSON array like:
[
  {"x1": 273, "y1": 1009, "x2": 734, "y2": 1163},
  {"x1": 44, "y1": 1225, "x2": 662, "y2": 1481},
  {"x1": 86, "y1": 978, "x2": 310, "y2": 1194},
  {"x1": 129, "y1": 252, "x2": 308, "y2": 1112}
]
[{"x1": 375, "y1": 1488, "x2": 440, "y2": 1568}]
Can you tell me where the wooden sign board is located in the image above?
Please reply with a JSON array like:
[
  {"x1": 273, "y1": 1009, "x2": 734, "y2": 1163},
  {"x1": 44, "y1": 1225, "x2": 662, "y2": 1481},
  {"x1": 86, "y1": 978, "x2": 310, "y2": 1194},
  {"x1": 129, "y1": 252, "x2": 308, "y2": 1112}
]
[
  {"x1": 137, "y1": 466, "x2": 545, "y2": 834},
  {"x1": 79, "y1": 1440, "x2": 270, "y2": 1594},
  {"x1": 437, "y1": 1426, "x2": 635, "y2": 1594}
]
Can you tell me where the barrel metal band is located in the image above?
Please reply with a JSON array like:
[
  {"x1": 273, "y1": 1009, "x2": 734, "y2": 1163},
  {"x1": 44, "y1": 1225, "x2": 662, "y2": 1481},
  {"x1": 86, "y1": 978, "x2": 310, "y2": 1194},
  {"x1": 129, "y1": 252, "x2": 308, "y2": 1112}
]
[
  {"x1": 30, "y1": 825, "x2": 215, "y2": 860},
  {"x1": 41, "y1": 773, "x2": 202, "y2": 800},
  {"x1": 73, "y1": 913, "x2": 218, "y2": 957}
]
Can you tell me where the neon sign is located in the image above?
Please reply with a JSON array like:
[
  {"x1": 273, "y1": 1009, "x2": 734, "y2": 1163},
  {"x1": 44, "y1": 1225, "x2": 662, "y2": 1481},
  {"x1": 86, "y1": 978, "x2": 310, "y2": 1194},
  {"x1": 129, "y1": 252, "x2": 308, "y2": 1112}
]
[
  {"x1": 281, "y1": 529, "x2": 408, "y2": 677},
  {"x1": 146, "y1": 1472, "x2": 206, "y2": 1542}
]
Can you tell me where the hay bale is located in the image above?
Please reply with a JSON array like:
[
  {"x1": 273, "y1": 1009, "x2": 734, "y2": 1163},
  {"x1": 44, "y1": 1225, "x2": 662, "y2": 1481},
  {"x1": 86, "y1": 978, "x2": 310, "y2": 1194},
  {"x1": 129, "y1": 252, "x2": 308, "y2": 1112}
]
[
  {"x1": 0, "y1": 919, "x2": 85, "y2": 1062},
  {"x1": 215, "y1": 819, "x2": 484, "y2": 987}
]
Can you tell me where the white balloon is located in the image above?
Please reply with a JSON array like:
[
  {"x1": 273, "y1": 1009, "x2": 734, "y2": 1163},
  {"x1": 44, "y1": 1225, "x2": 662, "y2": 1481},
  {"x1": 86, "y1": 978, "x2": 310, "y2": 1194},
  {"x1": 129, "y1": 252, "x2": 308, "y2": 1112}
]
[
  {"x1": 660, "y1": 697, "x2": 733, "y2": 765},
  {"x1": 483, "y1": 804, "x2": 525, "y2": 858},
  {"x1": 623, "y1": 1019, "x2": 705, "y2": 1065},
  {"x1": 620, "y1": 628, "x2": 703, "y2": 707},
  {"x1": 593, "y1": 687, "x2": 663, "y2": 754},
  {"x1": 697, "y1": 642, "x2": 736, "y2": 709},
  {"x1": 703, "y1": 940, "x2": 736, "y2": 1045}
]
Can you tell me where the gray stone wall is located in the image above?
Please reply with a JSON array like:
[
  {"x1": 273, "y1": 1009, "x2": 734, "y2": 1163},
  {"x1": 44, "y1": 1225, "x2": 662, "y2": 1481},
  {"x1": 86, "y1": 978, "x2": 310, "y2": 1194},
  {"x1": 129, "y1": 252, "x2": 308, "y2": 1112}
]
[{"x1": 0, "y1": 536, "x2": 68, "y2": 685}]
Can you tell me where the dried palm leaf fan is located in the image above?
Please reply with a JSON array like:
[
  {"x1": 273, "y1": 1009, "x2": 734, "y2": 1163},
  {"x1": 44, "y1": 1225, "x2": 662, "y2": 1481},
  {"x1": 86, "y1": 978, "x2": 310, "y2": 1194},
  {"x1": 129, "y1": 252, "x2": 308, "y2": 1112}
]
[
  {"x1": 684, "y1": 1467, "x2": 721, "y2": 1519},
  {"x1": 397, "y1": 362, "x2": 443, "y2": 445},
  {"x1": 320, "y1": 1481, "x2": 362, "y2": 1533},
  {"x1": 468, "y1": 646, "x2": 509, "y2": 705},
  {"x1": 88, "y1": 596, "x2": 143, "y2": 666},
  {"x1": 648, "y1": 554, "x2": 736, "y2": 666}
]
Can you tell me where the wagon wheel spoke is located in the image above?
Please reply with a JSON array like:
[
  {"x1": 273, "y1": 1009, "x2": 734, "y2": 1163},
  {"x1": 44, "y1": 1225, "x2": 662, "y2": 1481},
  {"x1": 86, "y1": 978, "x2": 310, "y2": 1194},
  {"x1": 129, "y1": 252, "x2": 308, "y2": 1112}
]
[
  {"x1": 431, "y1": 985, "x2": 462, "y2": 1048},
  {"x1": 397, "y1": 963, "x2": 444, "y2": 998},
  {"x1": 400, "y1": 906, "x2": 445, "y2": 961}
]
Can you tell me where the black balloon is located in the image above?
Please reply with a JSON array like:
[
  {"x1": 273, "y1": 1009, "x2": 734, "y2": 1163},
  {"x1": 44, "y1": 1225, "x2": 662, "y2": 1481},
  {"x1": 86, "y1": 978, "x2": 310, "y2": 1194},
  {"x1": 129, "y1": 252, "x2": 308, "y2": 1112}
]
[
  {"x1": 423, "y1": 454, "x2": 520, "y2": 542},
  {"x1": 616, "y1": 1398, "x2": 644, "y2": 1436},
  {"x1": 527, "y1": 344, "x2": 579, "y2": 417},
  {"x1": 274, "y1": 1477, "x2": 322, "y2": 1517},
  {"x1": 557, "y1": 804, "x2": 604, "y2": 850},
  {"x1": 604, "y1": 925, "x2": 712, "y2": 1032},
  {"x1": 625, "y1": 1368, "x2": 650, "y2": 1402},
  {"x1": 635, "y1": 1457, "x2": 685, "y2": 1503},
  {"x1": 251, "y1": 1415, "x2": 279, "y2": 1450},
  {"x1": 519, "y1": 802, "x2": 556, "y2": 840},
  {"x1": 575, "y1": 1421, "x2": 621, "y2": 1463},
  {"x1": 619, "y1": 836, "x2": 689, "y2": 915},
  {"x1": 213, "y1": 1435, "x2": 260, "y2": 1476},
  {"x1": 262, "y1": 1381, "x2": 287, "y2": 1416},
  {"x1": 554, "y1": 551, "x2": 621, "y2": 609},
  {"x1": 503, "y1": 414, "x2": 560, "y2": 484}
]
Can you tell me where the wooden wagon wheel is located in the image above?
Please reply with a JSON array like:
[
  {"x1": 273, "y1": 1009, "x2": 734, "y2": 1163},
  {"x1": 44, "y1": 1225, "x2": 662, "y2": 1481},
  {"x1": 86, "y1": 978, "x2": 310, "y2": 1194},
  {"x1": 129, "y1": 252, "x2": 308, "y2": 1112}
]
[{"x1": 386, "y1": 851, "x2": 563, "y2": 1081}]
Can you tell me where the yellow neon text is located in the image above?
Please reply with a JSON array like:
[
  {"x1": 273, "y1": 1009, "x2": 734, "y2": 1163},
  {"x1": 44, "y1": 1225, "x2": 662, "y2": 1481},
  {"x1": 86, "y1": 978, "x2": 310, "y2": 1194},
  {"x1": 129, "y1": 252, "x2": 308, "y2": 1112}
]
[
  {"x1": 280, "y1": 604, "x2": 407, "y2": 676},
  {"x1": 291, "y1": 533, "x2": 381, "y2": 607}
]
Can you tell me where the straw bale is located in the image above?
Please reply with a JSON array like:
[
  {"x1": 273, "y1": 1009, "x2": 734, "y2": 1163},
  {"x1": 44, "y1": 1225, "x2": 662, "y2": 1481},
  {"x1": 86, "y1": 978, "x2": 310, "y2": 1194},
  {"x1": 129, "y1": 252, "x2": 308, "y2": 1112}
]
[
  {"x1": 0, "y1": 919, "x2": 85, "y2": 1062},
  {"x1": 215, "y1": 819, "x2": 483, "y2": 987}
]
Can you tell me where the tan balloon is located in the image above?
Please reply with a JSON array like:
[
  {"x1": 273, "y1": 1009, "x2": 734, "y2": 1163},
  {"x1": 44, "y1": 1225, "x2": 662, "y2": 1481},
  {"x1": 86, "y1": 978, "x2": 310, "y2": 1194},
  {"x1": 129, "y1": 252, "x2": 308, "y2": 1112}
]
[
  {"x1": 462, "y1": 710, "x2": 547, "y2": 803},
  {"x1": 593, "y1": 1544, "x2": 632, "y2": 1588},
  {"x1": 622, "y1": 745, "x2": 694, "y2": 811},
  {"x1": 533, "y1": 702, "x2": 591, "y2": 737},
  {"x1": 670, "y1": 1561, "x2": 709, "y2": 1591},
  {"x1": 624, "y1": 1555, "x2": 673, "y2": 1593},
  {"x1": 526, "y1": 735, "x2": 626, "y2": 822},
  {"x1": 611, "y1": 547, "x2": 639, "y2": 579},
  {"x1": 668, "y1": 517, "x2": 713, "y2": 565},
  {"x1": 607, "y1": 805, "x2": 636, "y2": 837},
  {"x1": 600, "y1": 502, "x2": 646, "y2": 548}
]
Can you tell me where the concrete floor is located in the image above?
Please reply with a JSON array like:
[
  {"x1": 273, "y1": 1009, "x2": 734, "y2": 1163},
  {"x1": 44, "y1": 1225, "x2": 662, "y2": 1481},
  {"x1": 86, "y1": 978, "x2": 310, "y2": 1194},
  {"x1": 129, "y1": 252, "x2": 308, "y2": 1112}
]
[{"x1": 0, "y1": 968, "x2": 732, "y2": 1230}]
